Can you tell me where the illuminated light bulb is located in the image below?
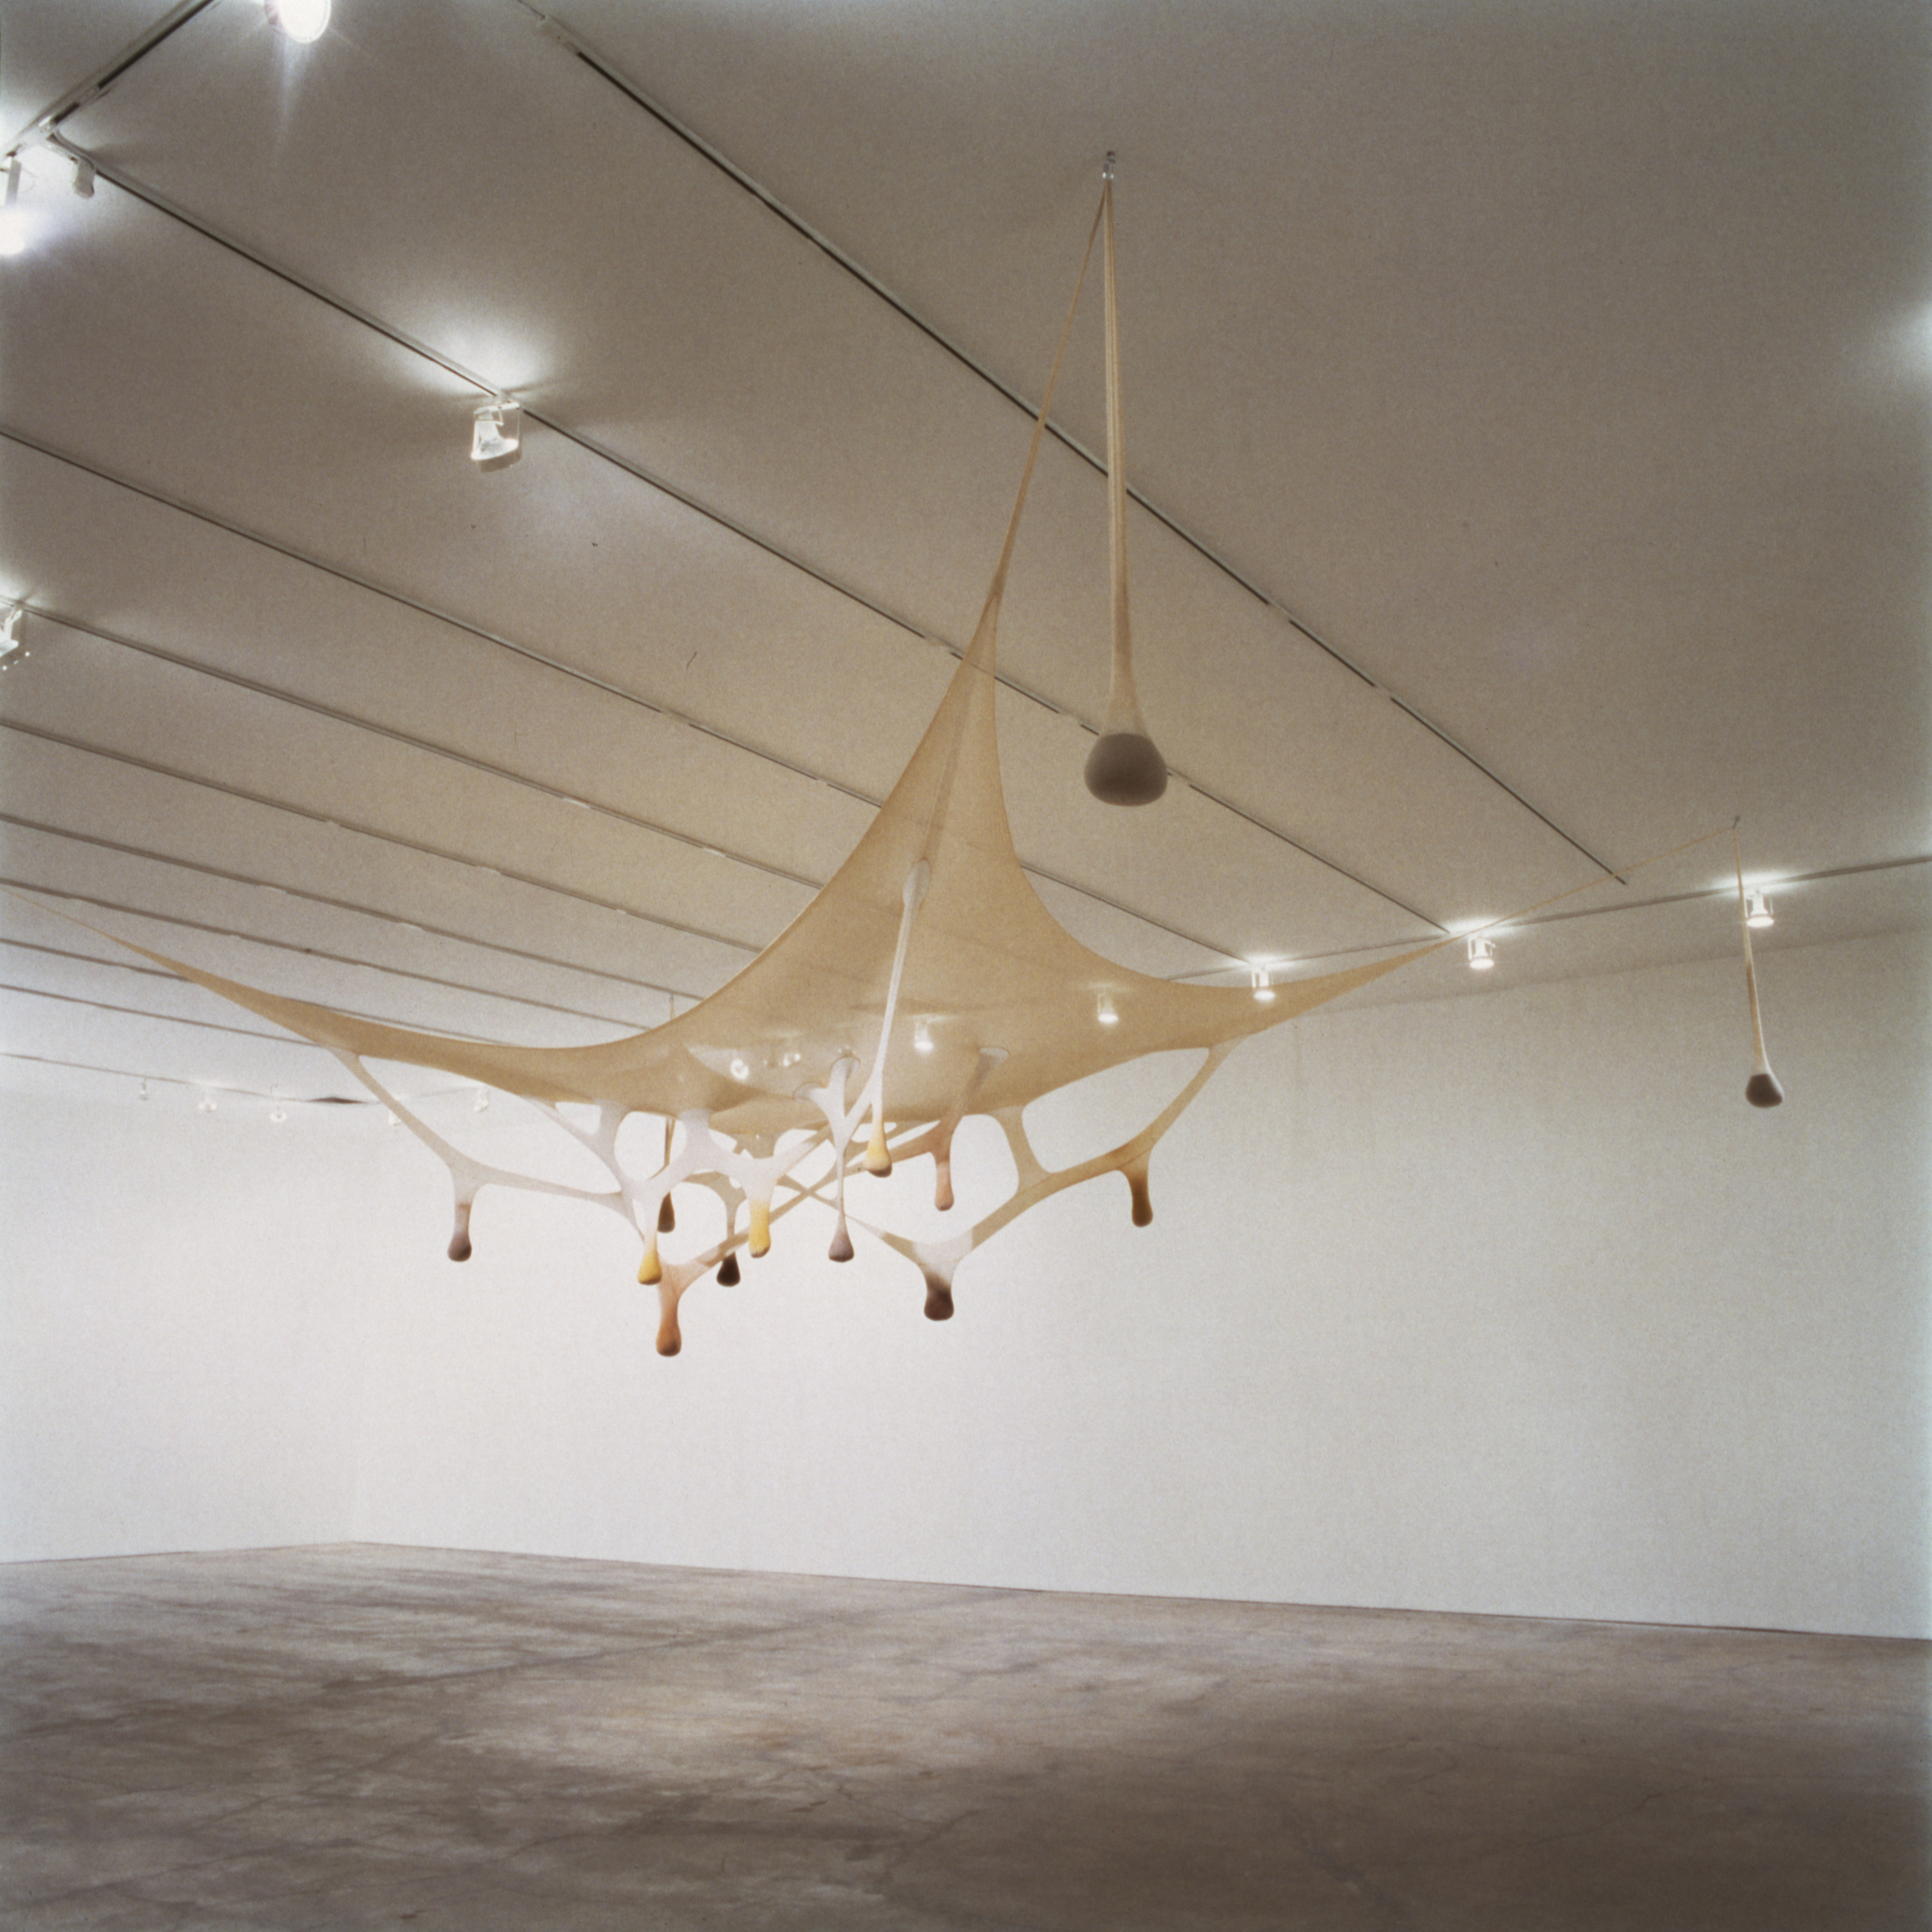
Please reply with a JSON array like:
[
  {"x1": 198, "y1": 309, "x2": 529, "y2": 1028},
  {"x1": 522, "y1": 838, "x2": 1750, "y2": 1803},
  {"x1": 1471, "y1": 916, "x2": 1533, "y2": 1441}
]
[
  {"x1": 913, "y1": 1016, "x2": 935, "y2": 1054},
  {"x1": 269, "y1": 1104, "x2": 287, "y2": 1124},
  {"x1": 263, "y1": 0, "x2": 330, "y2": 43},
  {"x1": 0, "y1": 605, "x2": 21, "y2": 668},
  {"x1": 1468, "y1": 936, "x2": 1496, "y2": 971},
  {"x1": 1097, "y1": 994, "x2": 1120, "y2": 1026},
  {"x1": 1745, "y1": 890, "x2": 1774, "y2": 930},
  {"x1": 197, "y1": 1092, "x2": 218, "y2": 1113},
  {"x1": 729, "y1": 1056, "x2": 750, "y2": 1082},
  {"x1": 470, "y1": 400, "x2": 522, "y2": 466},
  {"x1": 1249, "y1": 966, "x2": 1276, "y2": 1005},
  {"x1": 70, "y1": 155, "x2": 95, "y2": 198}
]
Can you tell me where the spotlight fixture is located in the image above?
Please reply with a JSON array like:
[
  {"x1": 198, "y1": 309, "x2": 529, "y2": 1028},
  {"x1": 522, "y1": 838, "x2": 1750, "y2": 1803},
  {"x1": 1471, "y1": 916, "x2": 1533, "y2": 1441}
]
[
  {"x1": 70, "y1": 155, "x2": 95, "y2": 198},
  {"x1": 1468, "y1": 936, "x2": 1496, "y2": 971},
  {"x1": 471, "y1": 400, "x2": 523, "y2": 469},
  {"x1": 1096, "y1": 994, "x2": 1120, "y2": 1026},
  {"x1": 1249, "y1": 966, "x2": 1276, "y2": 1005},
  {"x1": 1745, "y1": 890, "x2": 1774, "y2": 930},
  {"x1": 269, "y1": 1107, "x2": 288, "y2": 1124},
  {"x1": 196, "y1": 1092, "x2": 218, "y2": 1113},
  {"x1": 913, "y1": 1016, "x2": 935, "y2": 1054},
  {"x1": 0, "y1": 605, "x2": 23, "y2": 667},
  {"x1": 262, "y1": 0, "x2": 330, "y2": 43}
]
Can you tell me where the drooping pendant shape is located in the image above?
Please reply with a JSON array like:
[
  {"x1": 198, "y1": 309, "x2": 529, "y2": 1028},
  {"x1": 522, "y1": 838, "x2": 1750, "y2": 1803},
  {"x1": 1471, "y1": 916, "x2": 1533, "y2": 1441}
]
[{"x1": 1085, "y1": 156, "x2": 1168, "y2": 808}]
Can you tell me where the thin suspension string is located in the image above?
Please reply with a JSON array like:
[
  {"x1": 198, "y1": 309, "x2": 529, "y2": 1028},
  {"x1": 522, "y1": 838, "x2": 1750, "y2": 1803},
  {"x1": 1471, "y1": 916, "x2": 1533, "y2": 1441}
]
[
  {"x1": 981, "y1": 193, "x2": 1107, "y2": 614},
  {"x1": 1103, "y1": 164, "x2": 1136, "y2": 721}
]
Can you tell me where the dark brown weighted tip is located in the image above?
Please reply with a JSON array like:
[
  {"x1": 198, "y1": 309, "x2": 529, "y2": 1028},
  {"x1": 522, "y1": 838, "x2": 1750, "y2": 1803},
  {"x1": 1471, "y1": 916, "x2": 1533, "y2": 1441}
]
[
  {"x1": 828, "y1": 1218, "x2": 855, "y2": 1263},
  {"x1": 1128, "y1": 1170, "x2": 1153, "y2": 1227},
  {"x1": 657, "y1": 1193, "x2": 676, "y2": 1233},
  {"x1": 447, "y1": 1201, "x2": 473, "y2": 1262},
  {"x1": 1746, "y1": 1070, "x2": 1785, "y2": 1108},
  {"x1": 717, "y1": 1251, "x2": 741, "y2": 1286},
  {"x1": 1084, "y1": 732, "x2": 1168, "y2": 806},
  {"x1": 923, "y1": 1278, "x2": 954, "y2": 1321}
]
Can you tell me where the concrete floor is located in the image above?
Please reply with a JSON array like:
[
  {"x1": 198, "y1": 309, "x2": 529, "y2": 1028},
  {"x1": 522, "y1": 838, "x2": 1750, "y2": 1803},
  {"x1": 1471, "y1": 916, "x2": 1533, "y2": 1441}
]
[{"x1": 0, "y1": 1547, "x2": 1923, "y2": 1931}]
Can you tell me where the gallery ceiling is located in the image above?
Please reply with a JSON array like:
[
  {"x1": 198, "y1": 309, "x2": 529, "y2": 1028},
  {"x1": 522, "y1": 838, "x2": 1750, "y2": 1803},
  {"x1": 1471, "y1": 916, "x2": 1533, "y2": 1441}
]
[{"x1": 1, "y1": 0, "x2": 1926, "y2": 1118}]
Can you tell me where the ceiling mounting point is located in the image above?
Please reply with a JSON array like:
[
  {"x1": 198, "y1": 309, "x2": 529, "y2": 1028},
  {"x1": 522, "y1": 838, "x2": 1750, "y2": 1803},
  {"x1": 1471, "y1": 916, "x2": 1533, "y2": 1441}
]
[{"x1": 1103, "y1": 151, "x2": 1117, "y2": 181}]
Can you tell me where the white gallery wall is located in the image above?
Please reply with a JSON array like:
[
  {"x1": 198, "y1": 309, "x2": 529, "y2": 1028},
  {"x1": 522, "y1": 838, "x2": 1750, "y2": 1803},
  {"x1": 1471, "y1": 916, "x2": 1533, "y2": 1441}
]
[
  {"x1": 3, "y1": 928, "x2": 1926, "y2": 1638},
  {"x1": 0, "y1": 1092, "x2": 379, "y2": 1560}
]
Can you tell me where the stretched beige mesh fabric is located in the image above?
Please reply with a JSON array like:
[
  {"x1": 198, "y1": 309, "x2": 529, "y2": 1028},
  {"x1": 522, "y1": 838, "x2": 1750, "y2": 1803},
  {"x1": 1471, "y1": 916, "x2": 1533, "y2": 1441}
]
[
  {"x1": 104, "y1": 564, "x2": 1438, "y2": 1348},
  {"x1": 33, "y1": 176, "x2": 1770, "y2": 1351}
]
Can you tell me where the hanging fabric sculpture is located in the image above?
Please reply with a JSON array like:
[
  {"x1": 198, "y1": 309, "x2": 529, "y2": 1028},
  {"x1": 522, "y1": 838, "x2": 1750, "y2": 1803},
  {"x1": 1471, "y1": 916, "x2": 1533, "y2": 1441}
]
[{"x1": 27, "y1": 166, "x2": 1782, "y2": 1352}]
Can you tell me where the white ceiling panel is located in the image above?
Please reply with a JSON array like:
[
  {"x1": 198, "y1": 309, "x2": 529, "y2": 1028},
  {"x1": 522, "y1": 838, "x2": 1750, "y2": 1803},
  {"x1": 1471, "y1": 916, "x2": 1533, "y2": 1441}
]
[{"x1": 0, "y1": 0, "x2": 1922, "y2": 1107}]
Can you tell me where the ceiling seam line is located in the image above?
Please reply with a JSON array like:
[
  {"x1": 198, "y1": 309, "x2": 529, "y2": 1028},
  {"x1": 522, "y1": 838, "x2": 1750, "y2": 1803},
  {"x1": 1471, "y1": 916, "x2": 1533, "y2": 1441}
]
[
  {"x1": 20, "y1": 155, "x2": 1454, "y2": 936},
  {"x1": 0, "y1": 861, "x2": 711, "y2": 1017},
  {"x1": 0, "y1": 1048, "x2": 376, "y2": 1099},
  {"x1": 14, "y1": 606, "x2": 828, "y2": 893},
  {"x1": 0, "y1": 759, "x2": 756, "y2": 971},
  {"x1": 9, "y1": 604, "x2": 1264, "y2": 964},
  {"x1": 1, "y1": 978, "x2": 564, "y2": 1055},
  {"x1": 0, "y1": 981, "x2": 402, "y2": 1047},
  {"x1": 3, "y1": 938, "x2": 190, "y2": 982},
  {"x1": 1385, "y1": 699, "x2": 1624, "y2": 880},
  {"x1": 0, "y1": 926, "x2": 668, "y2": 1033},
  {"x1": 526, "y1": 7, "x2": 1617, "y2": 874}
]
